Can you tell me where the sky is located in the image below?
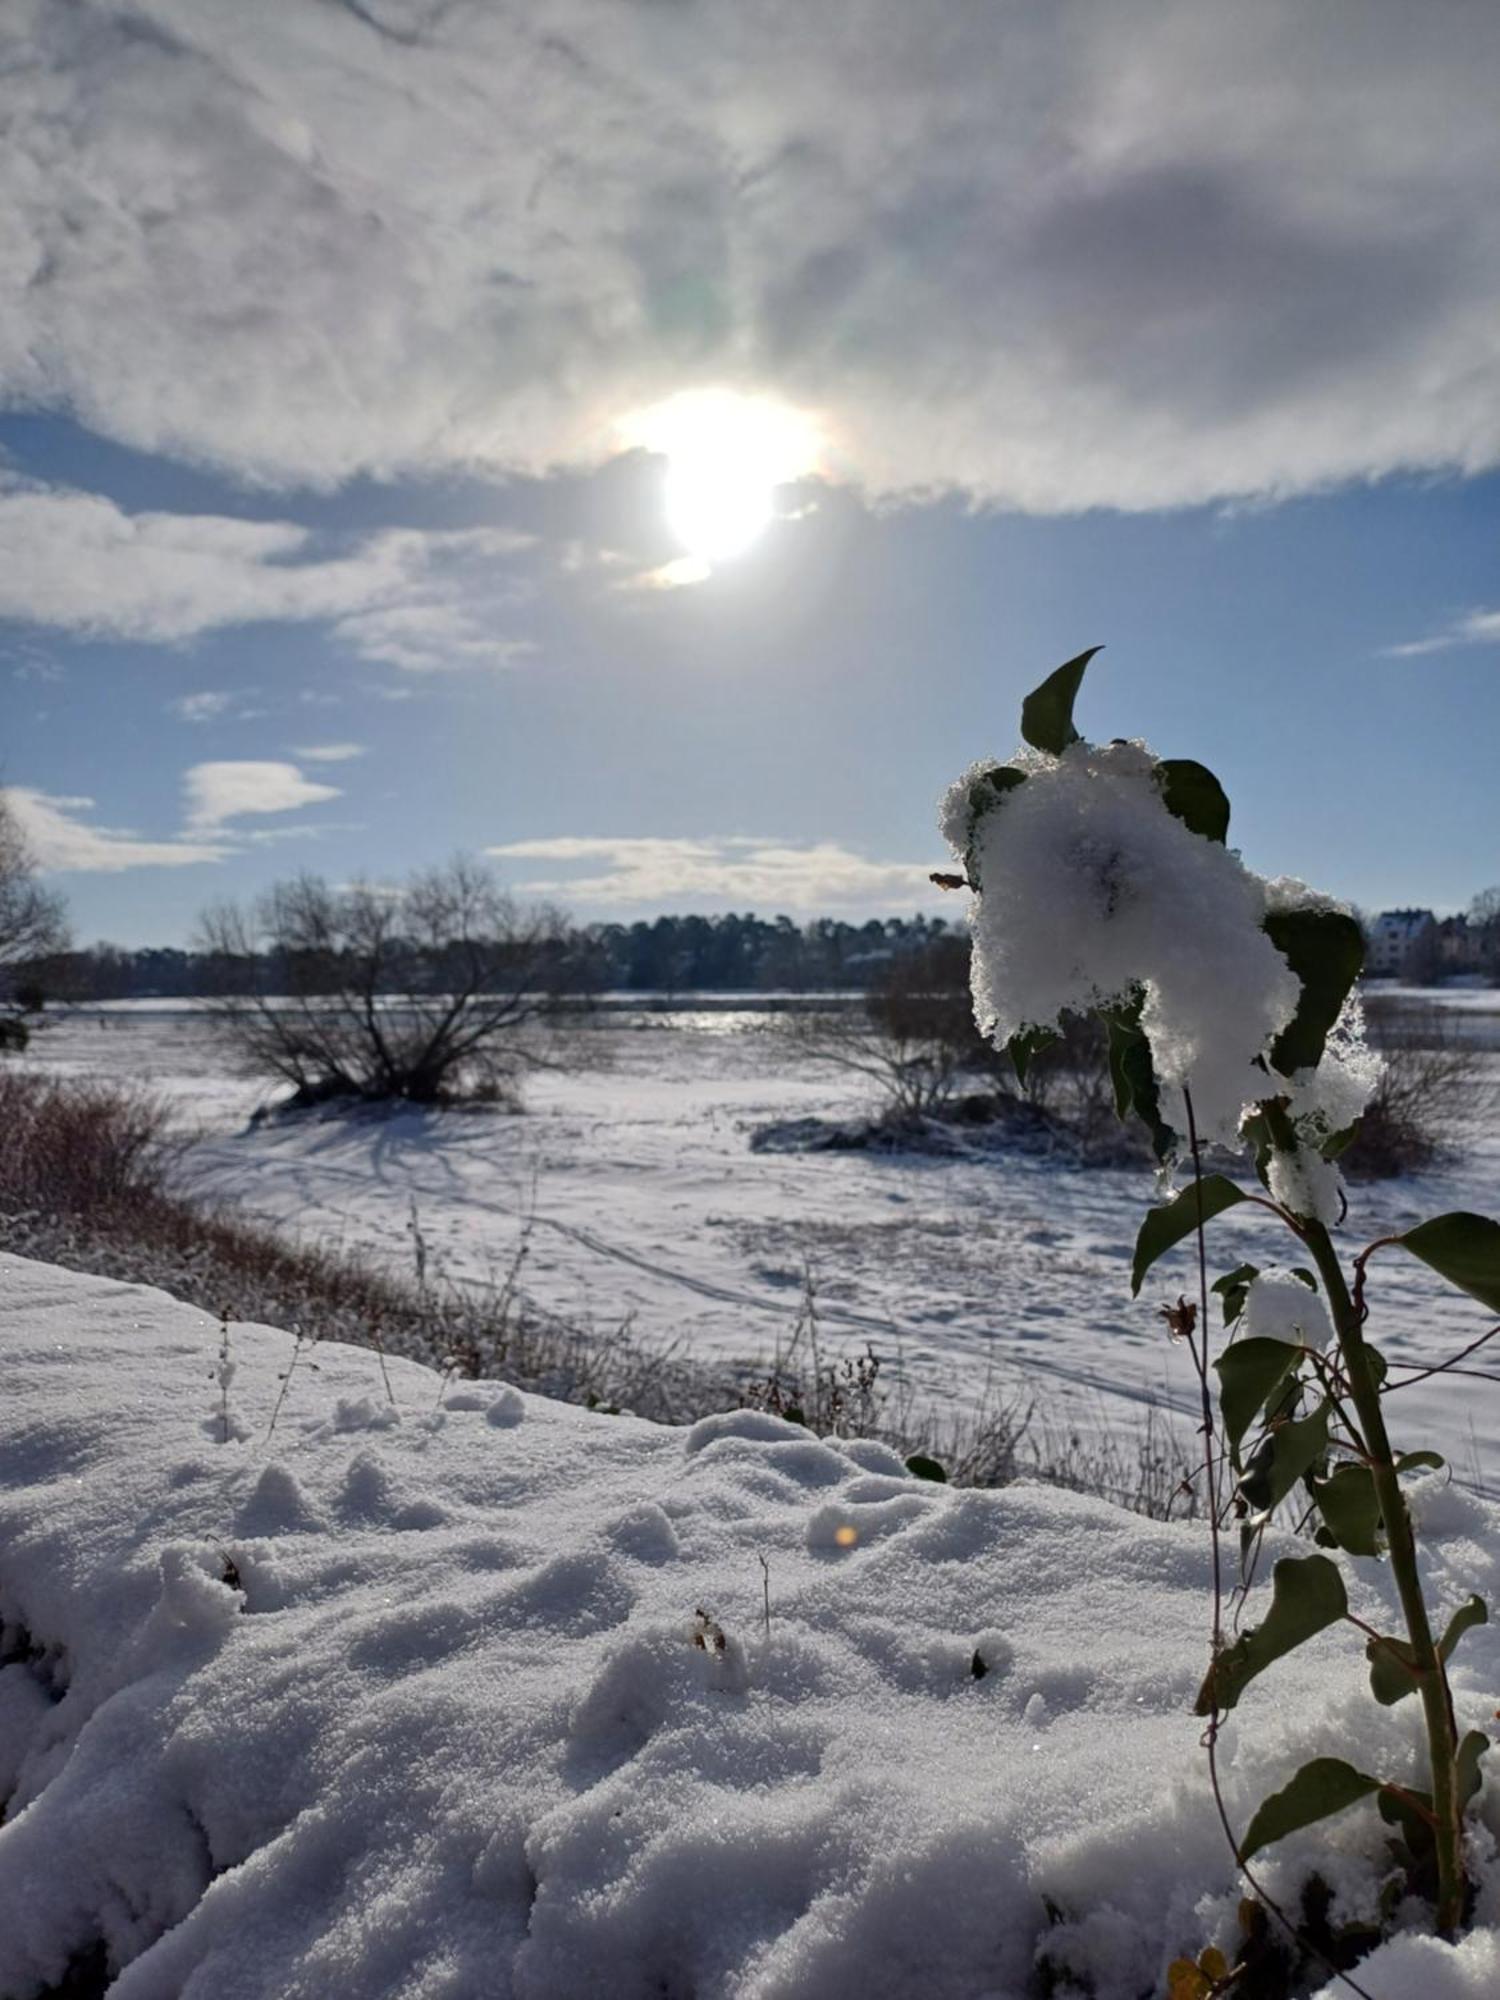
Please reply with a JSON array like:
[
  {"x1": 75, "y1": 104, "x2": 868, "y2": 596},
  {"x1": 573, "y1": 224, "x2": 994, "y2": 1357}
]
[{"x1": 1, "y1": 0, "x2": 1497, "y2": 947}]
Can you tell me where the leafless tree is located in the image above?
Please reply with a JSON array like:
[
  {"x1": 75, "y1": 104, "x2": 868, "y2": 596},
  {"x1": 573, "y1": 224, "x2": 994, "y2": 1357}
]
[
  {"x1": 0, "y1": 792, "x2": 70, "y2": 1040},
  {"x1": 195, "y1": 858, "x2": 574, "y2": 1106},
  {"x1": 779, "y1": 939, "x2": 998, "y2": 1119}
]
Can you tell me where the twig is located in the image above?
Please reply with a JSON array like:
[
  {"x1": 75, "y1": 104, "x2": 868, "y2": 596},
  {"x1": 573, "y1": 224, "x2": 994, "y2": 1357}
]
[
  {"x1": 266, "y1": 1328, "x2": 305, "y2": 1438},
  {"x1": 1381, "y1": 1324, "x2": 1500, "y2": 1395}
]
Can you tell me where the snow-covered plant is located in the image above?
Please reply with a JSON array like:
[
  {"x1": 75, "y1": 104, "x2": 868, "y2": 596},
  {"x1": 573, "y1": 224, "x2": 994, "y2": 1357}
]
[{"x1": 939, "y1": 649, "x2": 1500, "y2": 1944}]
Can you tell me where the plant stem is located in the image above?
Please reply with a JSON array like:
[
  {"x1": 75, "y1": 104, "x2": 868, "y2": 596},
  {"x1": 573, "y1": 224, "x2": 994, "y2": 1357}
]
[{"x1": 1300, "y1": 1213, "x2": 1466, "y2": 1933}]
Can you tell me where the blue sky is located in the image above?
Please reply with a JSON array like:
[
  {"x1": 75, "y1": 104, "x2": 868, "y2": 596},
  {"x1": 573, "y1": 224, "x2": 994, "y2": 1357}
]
[{"x1": 2, "y1": 1, "x2": 1498, "y2": 946}]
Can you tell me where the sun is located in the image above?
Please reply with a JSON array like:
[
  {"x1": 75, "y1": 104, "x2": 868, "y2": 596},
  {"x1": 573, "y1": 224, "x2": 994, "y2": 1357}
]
[{"x1": 621, "y1": 390, "x2": 823, "y2": 564}]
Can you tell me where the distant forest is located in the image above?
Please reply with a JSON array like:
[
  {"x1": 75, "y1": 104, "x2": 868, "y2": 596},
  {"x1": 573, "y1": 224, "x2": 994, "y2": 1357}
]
[{"x1": 50, "y1": 913, "x2": 964, "y2": 1000}]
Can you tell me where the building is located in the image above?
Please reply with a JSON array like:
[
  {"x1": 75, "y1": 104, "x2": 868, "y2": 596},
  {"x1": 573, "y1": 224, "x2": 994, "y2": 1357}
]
[{"x1": 1365, "y1": 908, "x2": 1438, "y2": 979}]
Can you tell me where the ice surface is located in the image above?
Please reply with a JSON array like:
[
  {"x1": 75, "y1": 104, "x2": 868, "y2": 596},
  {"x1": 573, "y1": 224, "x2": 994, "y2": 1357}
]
[{"x1": 1, "y1": 1256, "x2": 1498, "y2": 1996}]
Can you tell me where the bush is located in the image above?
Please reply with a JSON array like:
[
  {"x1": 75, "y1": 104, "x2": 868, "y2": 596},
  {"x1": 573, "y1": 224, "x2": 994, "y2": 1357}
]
[
  {"x1": 0, "y1": 1069, "x2": 176, "y2": 1218},
  {"x1": 778, "y1": 937, "x2": 1013, "y2": 1121},
  {"x1": 1350, "y1": 999, "x2": 1495, "y2": 1177},
  {"x1": 195, "y1": 858, "x2": 572, "y2": 1107}
]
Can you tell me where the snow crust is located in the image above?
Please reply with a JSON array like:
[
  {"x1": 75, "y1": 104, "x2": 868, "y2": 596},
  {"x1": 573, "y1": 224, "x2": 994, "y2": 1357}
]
[{"x1": 2, "y1": 1256, "x2": 1498, "y2": 1997}]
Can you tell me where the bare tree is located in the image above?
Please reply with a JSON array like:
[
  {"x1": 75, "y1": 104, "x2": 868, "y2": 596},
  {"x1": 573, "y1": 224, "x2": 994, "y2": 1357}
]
[
  {"x1": 195, "y1": 858, "x2": 574, "y2": 1107},
  {"x1": 779, "y1": 939, "x2": 998, "y2": 1119},
  {"x1": 0, "y1": 793, "x2": 70, "y2": 1043}
]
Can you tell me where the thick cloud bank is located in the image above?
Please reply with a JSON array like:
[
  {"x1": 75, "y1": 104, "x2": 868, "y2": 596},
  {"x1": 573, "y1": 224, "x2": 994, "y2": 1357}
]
[{"x1": 3, "y1": 0, "x2": 1498, "y2": 508}]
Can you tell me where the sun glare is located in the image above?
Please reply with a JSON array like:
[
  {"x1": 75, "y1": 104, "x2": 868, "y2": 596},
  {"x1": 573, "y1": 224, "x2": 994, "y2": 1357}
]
[{"x1": 622, "y1": 390, "x2": 822, "y2": 565}]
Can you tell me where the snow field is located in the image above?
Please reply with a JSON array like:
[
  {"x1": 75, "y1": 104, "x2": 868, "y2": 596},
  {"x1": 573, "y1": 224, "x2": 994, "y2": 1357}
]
[{"x1": 2, "y1": 1256, "x2": 1499, "y2": 1997}]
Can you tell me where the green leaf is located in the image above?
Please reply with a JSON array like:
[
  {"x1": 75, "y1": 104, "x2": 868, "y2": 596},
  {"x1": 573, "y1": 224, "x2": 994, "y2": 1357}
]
[
  {"x1": 1156, "y1": 759, "x2": 1231, "y2": 844},
  {"x1": 1007, "y1": 1024, "x2": 1059, "y2": 1088},
  {"x1": 1320, "y1": 1120, "x2": 1360, "y2": 1161},
  {"x1": 1212, "y1": 1263, "x2": 1260, "y2": 1327},
  {"x1": 1309, "y1": 1463, "x2": 1384, "y2": 1557},
  {"x1": 1019, "y1": 646, "x2": 1102, "y2": 756},
  {"x1": 1238, "y1": 1756, "x2": 1383, "y2": 1863},
  {"x1": 969, "y1": 765, "x2": 1027, "y2": 813},
  {"x1": 1262, "y1": 907, "x2": 1366, "y2": 1079},
  {"x1": 1240, "y1": 1109, "x2": 1276, "y2": 1192},
  {"x1": 1395, "y1": 1212, "x2": 1500, "y2": 1315},
  {"x1": 1216, "y1": 1338, "x2": 1301, "y2": 1452},
  {"x1": 1366, "y1": 1595, "x2": 1487, "y2": 1706},
  {"x1": 905, "y1": 1454, "x2": 948, "y2": 1484},
  {"x1": 1396, "y1": 1450, "x2": 1446, "y2": 1474},
  {"x1": 1103, "y1": 1001, "x2": 1175, "y2": 1161},
  {"x1": 1376, "y1": 1783, "x2": 1436, "y2": 1868},
  {"x1": 1238, "y1": 1400, "x2": 1330, "y2": 1516},
  {"x1": 1131, "y1": 1176, "x2": 1250, "y2": 1297},
  {"x1": 1457, "y1": 1730, "x2": 1490, "y2": 1809},
  {"x1": 1366, "y1": 1633, "x2": 1423, "y2": 1706},
  {"x1": 1196, "y1": 1554, "x2": 1348, "y2": 1714},
  {"x1": 1440, "y1": 1593, "x2": 1488, "y2": 1664}
]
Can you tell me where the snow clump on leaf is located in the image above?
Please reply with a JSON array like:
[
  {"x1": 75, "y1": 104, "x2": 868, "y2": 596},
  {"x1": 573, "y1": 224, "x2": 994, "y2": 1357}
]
[
  {"x1": 1240, "y1": 1267, "x2": 1336, "y2": 1351},
  {"x1": 940, "y1": 735, "x2": 1300, "y2": 1143}
]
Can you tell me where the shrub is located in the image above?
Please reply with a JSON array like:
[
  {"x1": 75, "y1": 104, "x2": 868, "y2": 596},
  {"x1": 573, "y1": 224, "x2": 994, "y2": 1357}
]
[
  {"x1": 1349, "y1": 998, "x2": 1496, "y2": 1177},
  {"x1": 940, "y1": 648, "x2": 1500, "y2": 1946},
  {"x1": 194, "y1": 858, "x2": 572, "y2": 1107}
]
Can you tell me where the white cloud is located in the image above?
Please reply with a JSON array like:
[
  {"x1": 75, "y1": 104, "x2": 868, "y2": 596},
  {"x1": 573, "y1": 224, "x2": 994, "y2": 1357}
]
[
  {"x1": 1384, "y1": 610, "x2": 1500, "y2": 658},
  {"x1": 3, "y1": 2, "x2": 1500, "y2": 511},
  {"x1": 0, "y1": 481, "x2": 536, "y2": 667},
  {"x1": 4, "y1": 789, "x2": 228, "y2": 873},
  {"x1": 184, "y1": 761, "x2": 341, "y2": 831},
  {"x1": 487, "y1": 835, "x2": 944, "y2": 915},
  {"x1": 293, "y1": 742, "x2": 365, "y2": 763},
  {"x1": 171, "y1": 690, "x2": 237, "y2": 722},
  {"x1": 333, "y1": 603, "x2": 537, "y2": 674},
  {"x1": 168, "y1": 688, "x2": 270, "y2": 722}
]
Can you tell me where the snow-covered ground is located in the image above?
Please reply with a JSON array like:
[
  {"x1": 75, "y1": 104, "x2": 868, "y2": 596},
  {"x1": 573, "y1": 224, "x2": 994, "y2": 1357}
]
[
  {"x1": 2, "y1": 1254, "x2": 1499, "y2": 1998},
  {"x1": 20, "y1": 1002, "x2": 1500, "y2": 1485}
]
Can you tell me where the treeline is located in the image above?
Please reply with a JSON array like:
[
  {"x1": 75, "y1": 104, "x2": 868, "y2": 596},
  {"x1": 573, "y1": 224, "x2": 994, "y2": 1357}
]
[{"x1": 45, "y1": 913, "x2": 965, "y2": 1001}]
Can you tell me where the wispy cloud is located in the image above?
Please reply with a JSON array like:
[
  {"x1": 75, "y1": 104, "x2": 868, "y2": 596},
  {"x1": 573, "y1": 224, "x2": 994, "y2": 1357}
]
[
  {"x1": 0, "y1": 481, "x2": 536, "y2": 670},
  {"x1": 5, "y1": 5, "x2": 1500, "y2": 510},
  {"x1": 184, "y1": 761, "x2": 342, "y2": 832},
  {"x1": 1384, "y1": 609, "x2": 1500, "y2": 658},
  {"x1": 333, "y1": 604, "x2": 537, "y2": 674},
  {"x1": 487, "y1": 835, "x2": 943, "y2": 915},
  {"x1": 293, "y1": 742, "x2": 366, "y2": 764},
  {"x1": 4, "y1": 789, "x2": 229, "y2": 873},
  {"x1": 169, "y1": 689, "x2": 267, "y2": 723}
]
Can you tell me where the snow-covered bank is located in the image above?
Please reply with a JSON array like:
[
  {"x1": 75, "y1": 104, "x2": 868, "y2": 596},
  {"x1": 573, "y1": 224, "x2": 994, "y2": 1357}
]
[{"x1": 2, "y1": 1257, "x2": 1498, "y2": 1997}]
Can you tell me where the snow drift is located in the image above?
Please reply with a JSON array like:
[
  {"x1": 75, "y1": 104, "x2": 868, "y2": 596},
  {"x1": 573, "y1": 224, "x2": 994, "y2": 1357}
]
[{"x1": 1, "y1": 1254, "x2": 1497, "y2": 1997}]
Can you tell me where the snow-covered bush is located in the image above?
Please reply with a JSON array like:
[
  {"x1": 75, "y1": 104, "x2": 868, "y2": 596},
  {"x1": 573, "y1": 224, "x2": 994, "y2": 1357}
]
[{"x1": 940, "y1": 649, "x2": 1500, "y2": 1955}]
